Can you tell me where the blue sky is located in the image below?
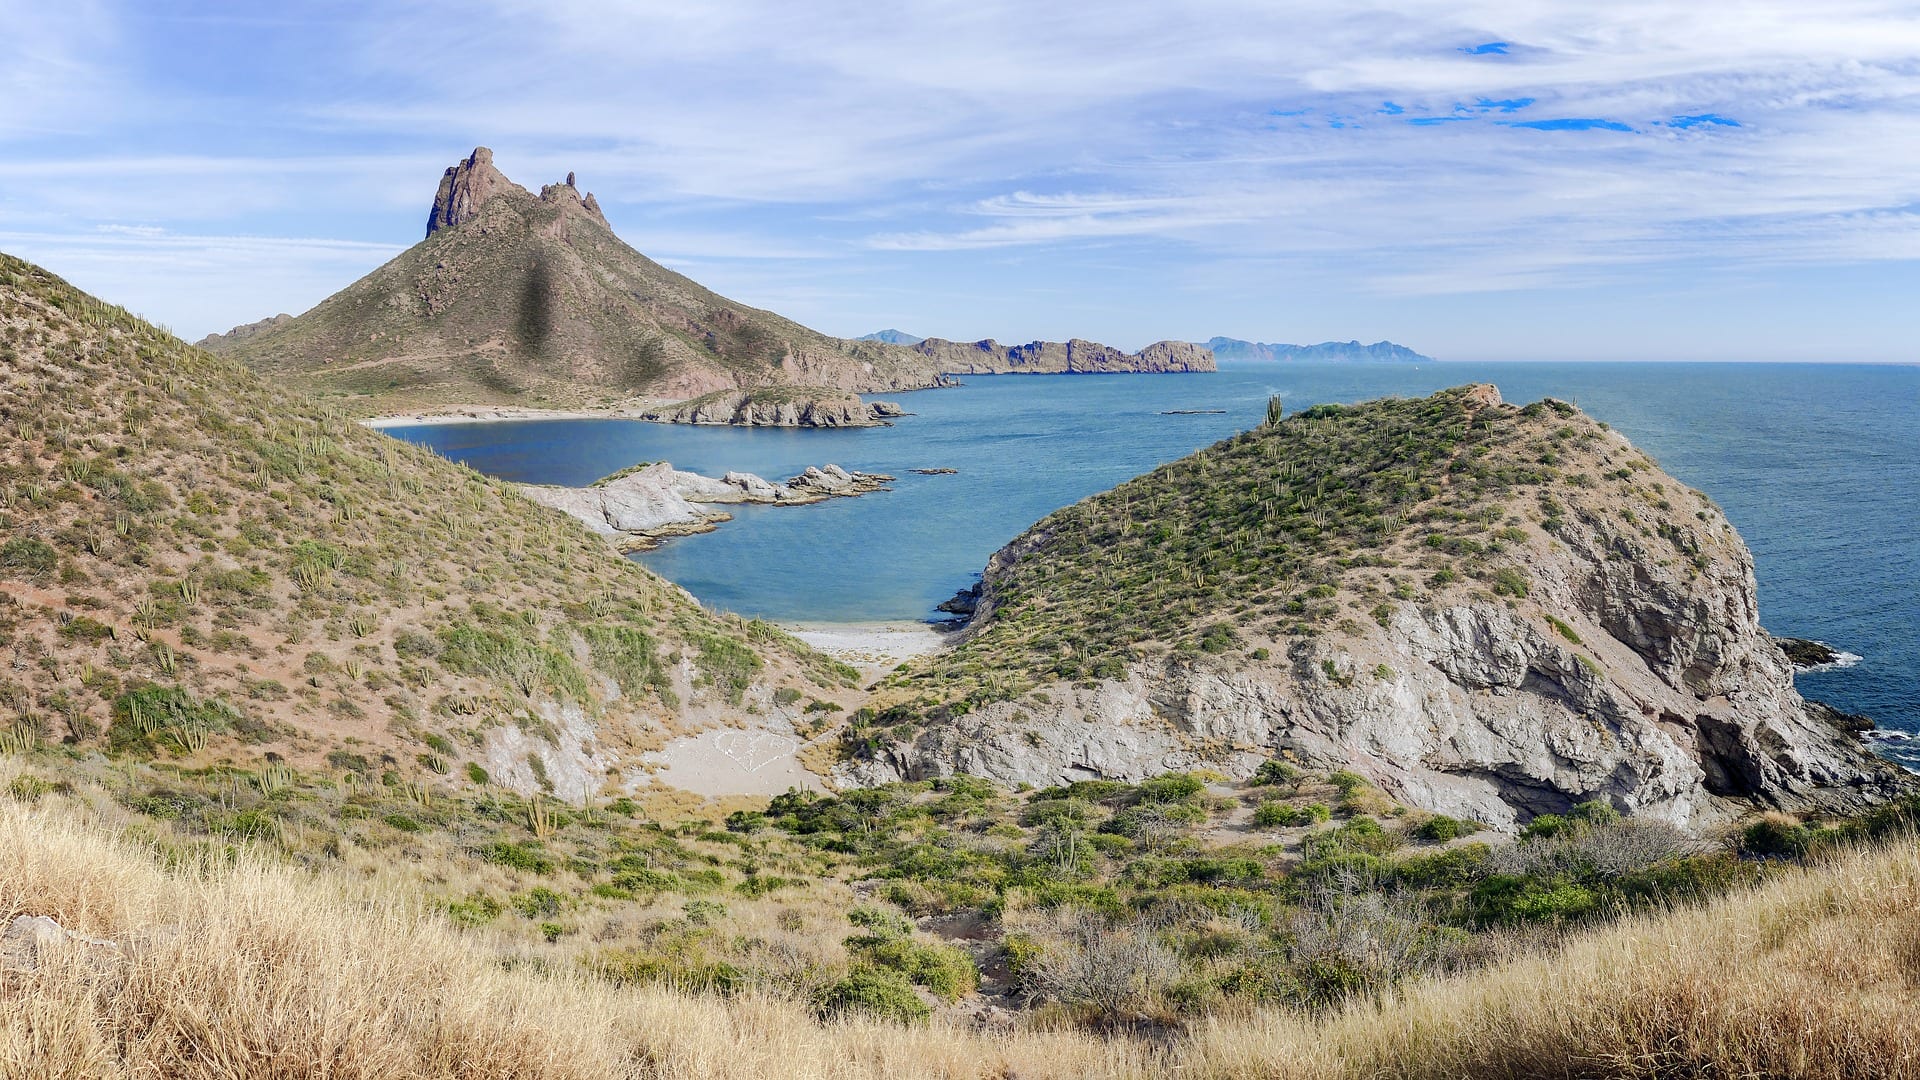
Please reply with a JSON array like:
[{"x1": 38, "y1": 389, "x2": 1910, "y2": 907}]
[{"x1": 3, "y1": 1, "x2": 1919, "y2": 361}]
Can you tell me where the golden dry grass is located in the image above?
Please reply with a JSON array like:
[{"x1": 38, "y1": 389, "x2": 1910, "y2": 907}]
[{"x1": 4, "y1": 769, "x2": 1918, "y2": 1080}]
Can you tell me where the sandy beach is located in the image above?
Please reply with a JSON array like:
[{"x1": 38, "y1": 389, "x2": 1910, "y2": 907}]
[
  {"x1": 362, "y1": 403, "x2": 672, "y2": 429},
  {"x1": 783, "y1": 620, "x2": 959, "y2": 680}
]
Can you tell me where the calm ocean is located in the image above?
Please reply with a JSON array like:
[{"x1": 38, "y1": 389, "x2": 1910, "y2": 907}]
[{"x1": 390, "y1": 362, "x2": 1919, "y2": 759}]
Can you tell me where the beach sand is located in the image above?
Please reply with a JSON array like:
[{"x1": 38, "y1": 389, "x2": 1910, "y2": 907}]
[
  {"x1": 362, "y1": 403, "x2": 673, "y2": 429},
  {"x1": 783, "y1": 620, "x2": 959, "y2": 681}
]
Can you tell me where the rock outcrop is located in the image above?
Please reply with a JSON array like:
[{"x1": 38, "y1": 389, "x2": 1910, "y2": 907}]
[
  {"x1": 519, "y1": 461, "x2": 892, "y2": 549},
  {"x1": 911, "y1": 337, "x2": 1216, "y2": 374},
  {"x1": 854, "y1": 386, "x2": 1907, "y2": 833},
  {"x1": 638, "y1": 387, "x2": 899, "y2": 427}
]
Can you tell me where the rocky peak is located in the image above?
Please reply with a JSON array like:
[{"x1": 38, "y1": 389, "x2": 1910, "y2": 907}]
[
  {"x1": 425, "y1": 147, "x2": 523, "y2": 238},
  {"x1": 426, "y1": 147, "x2": 609, "y2": 237}
]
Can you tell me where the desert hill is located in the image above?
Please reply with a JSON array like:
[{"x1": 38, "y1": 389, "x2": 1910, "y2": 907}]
[
  {"x1": 0, "y1": 251, "x2": 855, "y2": 795},
  {"x1": 201, "y1": 149, "x2": 1212, "y2": 419},
  {"x1": 859, "y1": 385, "x2": 1904, "y2": 830},
  {"x1": 199, "y1": 148, "x2": 951, "y2": 413}
]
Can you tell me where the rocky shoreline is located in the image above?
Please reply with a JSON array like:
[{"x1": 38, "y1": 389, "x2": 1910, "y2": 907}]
[{"x1": 519, "y1": 462, "x2": 892, "y2": 550}]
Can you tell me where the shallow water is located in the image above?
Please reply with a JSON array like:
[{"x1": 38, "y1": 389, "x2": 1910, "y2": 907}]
[{"x1": 390, "y1": 362, "x2": 1920, "y2": 754}]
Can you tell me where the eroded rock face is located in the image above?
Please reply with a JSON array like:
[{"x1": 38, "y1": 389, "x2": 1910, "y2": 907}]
[{"x1": 426, "y1": 147, "x2": 519, "y2": 236}]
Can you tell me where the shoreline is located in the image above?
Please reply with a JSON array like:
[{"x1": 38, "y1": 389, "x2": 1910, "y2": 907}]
[{"x1": 363, "y1": 404, "x2": 663, "y2": 429}]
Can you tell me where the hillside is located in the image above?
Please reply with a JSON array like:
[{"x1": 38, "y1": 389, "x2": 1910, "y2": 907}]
[
  {"x1": 1204, "y1": 337, "x2": 1432, "y2": 363},
  {"x1": 199, "y1": 148, "x2": 950, "y2": 413},
  {"x1": 862, "y1": 386, "x2": 1905, "y2": 830},
  {"x1": 0, "y1": 252, "x2": 857, "y2": 797},
  {"x1": 5, "y1": 754, "x2": 1918, "y2": 1078}
]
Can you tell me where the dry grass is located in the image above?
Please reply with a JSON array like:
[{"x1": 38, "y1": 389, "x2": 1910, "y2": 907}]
[
  {"x1": 1182, "y1": 838, "x2": 1920, "y2": 1079},
  {"x1": 0, "y1": 787, "x2": 1146, "y2": 1079},
  {"x1": 4, "y1": 768, "x2": 1918, "y2": 1079}
]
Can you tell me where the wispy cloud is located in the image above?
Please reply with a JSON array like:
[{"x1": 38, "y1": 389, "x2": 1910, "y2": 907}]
[{"x1": 2, "y1": 0, "x2": 1918, "y2": 357}]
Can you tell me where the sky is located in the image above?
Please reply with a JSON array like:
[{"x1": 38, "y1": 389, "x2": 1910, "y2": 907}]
[{"x1": 2, "y1": 1, "x2": 1919, "y2": 361}]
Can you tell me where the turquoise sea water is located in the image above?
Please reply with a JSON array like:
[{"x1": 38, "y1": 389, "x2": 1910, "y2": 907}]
[{"x1": 390, "y1": 363, "x2": 1919, "y2": 758}]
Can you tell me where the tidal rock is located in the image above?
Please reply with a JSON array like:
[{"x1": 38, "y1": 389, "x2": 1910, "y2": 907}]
[{"x1": 519, "y1": 461, "x2": 890, "y2": 549}]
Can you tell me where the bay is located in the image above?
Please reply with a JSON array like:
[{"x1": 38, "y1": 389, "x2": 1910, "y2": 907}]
[{"x1": 389, "y1": 362, "x2": 1920, "y2": 755}]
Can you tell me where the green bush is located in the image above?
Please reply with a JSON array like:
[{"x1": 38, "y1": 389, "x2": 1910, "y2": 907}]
[
  {"x1": 1414, "y1": 814, "x2": 1482, "y2": 842},
  {"x1": 1252, "y1": 759, "x2": 1299, "y2": 785},
  {"x1": 513, "y1": 886, "x2": 566, "y2": 918},
  {"x1": 480, "y1": 840, "x2": 553, "y2": 875},
  {"x1": 0, "y1": 537, "x2": 58, "y2": 579},
  {"x1": 816, "y1": 967, "x2": 931, "y2": 1024}
]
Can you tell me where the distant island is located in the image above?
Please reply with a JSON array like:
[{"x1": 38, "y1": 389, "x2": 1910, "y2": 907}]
[
  {"x1": 1201, "y1": 337, "x2": 1433, "y2": 363},
  {"x1": 856, "y1": 329, "x2": 925, "y2": 345}
]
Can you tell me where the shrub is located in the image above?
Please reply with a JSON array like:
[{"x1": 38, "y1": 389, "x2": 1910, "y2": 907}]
[
  {"x1": 481, "y1": 840, "x2": 553, "y2": 875},
  {"x1": 852, "y1": 937, "x2": 979, "y2": 1002},
  {"x1": 513, "y1": 886, "x2": 565, "y2": 919},
  {"x1": 0, "y1": 537, "x2": 58, "y2": 579},
  {"x1": 1252, "y1": 759, "x2": 1299, "y2": 785},
  {"x1": 1414, "y1": 814, "x2": 1482, "y2": 842},
  {"x1": 815, "y1": 967, "x2": 930, "y2": 1024},
  {"x1": 1024, "y1": 913, "x2": 1181, "y2": 1023},
  {"x1": 446, "y1": 892, "x2": 502, "y2": 928}
]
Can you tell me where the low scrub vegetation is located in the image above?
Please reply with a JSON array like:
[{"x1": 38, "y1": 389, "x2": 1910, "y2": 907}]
[{"x1": 2, "y1": 756, "x2": 1916, "y2": 1078}]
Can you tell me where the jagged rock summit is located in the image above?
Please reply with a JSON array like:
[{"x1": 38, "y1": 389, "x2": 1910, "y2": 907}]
[
  {"x1": 857, "y1": 385, "x2": 1907, "y2": 832},
  {"x1": 426, "y1": 147, "x2": 611, "y2": 238}
]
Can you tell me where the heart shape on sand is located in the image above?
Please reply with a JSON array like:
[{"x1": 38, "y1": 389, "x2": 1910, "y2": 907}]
[{"x1": 713, "y1": 730, "x2": 797, "y2": 773}]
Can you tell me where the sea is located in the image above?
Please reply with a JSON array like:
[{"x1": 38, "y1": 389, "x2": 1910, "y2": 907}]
[{"x1": 388, "y1": 362, "x2": 1919, "y2": 763}]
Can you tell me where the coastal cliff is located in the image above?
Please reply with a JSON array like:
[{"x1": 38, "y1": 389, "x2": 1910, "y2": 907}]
[{"x1": 850, "y1": 386, "x2": 1906, "y2": 832}]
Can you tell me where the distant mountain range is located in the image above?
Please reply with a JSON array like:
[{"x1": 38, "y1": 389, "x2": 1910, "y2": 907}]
[
  {"x1": 862, "y1": 331, "x2": 1430, "y2": 364},
  {"x1": 1201, "y1": 337, "x2": 1433, "y2": 363}
]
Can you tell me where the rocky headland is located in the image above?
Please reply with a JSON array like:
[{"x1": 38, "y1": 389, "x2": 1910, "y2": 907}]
[
  {"x1": 853, "y1": 385, "x2": 1908, "y2": 833},
  {"x1": 518, "y1": 460, "x2": 892, "y2": 550}
]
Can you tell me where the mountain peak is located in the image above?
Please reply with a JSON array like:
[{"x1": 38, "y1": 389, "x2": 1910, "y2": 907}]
[
  {"x1": 425, "y1": 147, "x2": 608, "y2": 238},
  {"x1": 426, "y1": 147, "x2": 520, "y2": 237}
]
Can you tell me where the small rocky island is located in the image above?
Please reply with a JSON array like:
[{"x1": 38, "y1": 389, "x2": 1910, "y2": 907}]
[{"x1": 518, "y1": 461, "x2": 892, "y2": 549}]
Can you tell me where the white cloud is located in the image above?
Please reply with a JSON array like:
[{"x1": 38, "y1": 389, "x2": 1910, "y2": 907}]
[{"x1": 4, "y1": 0, "x2": 1920, "y2": 354}]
